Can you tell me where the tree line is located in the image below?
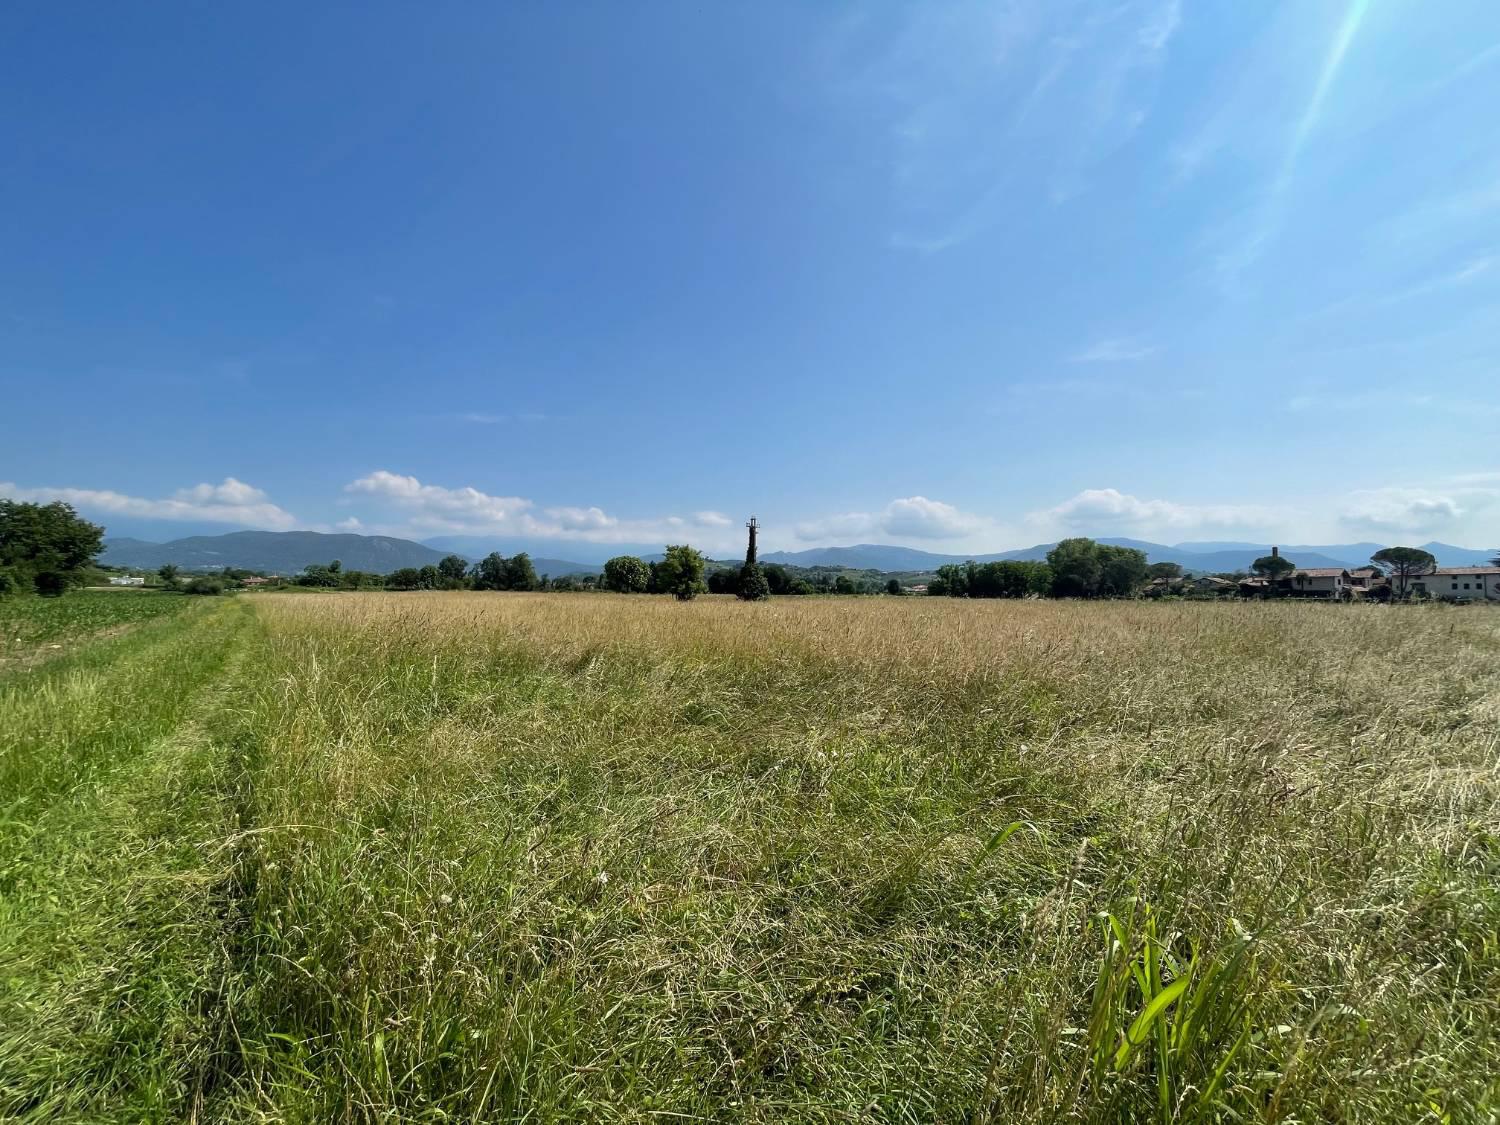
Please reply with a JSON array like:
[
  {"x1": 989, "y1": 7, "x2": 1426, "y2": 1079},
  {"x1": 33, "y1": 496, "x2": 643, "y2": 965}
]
[
  {"x1": 928, "y1": 538, "x2": 1152, "y2": 598},
  {"x1": 7, "y1": 500, "x2": 1494, "y2": 604}
]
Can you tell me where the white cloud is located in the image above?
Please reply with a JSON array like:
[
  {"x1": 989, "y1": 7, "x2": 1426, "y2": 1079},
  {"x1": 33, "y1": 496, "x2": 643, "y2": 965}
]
[
  {"x1": 1070, "y1": 336, "x2": 1159, "y2": 363},
  {"x1": 346, "y1": 471, "x2": 533, "y2": 528},
  {"x1": 1037, "y1": 488, "x2": 1280, "y2": 534},
  {"x1": 1340, "y1": 488, "x2": 1467, "y2": 534},
  {"x1": 335, "y1": 517, "x2": 363, "y2": 532},
  {"x1": 794, "y1": 511, "x2": 877, "y2": 541},
  {"x1": 544, "y1": 506, "x2": 618, "y2": 532},
  {"x1": 794, "y1": 496, "x2": 986, "y2": 542},
  {"x1": 0, "y1": 477, "x2": 297, "y2": 529},
  {"x1": 882, "y1": 496, "x2": 984, "y2": 538},
  {"x1": 343, "y1": 471, "x2": 742, "y2": 547}
]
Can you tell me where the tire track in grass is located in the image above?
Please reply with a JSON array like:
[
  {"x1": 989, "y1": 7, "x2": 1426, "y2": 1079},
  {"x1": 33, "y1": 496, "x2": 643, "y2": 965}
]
[{"x1": 0, "y1": 599, "x2": 257, "y2": 1121}]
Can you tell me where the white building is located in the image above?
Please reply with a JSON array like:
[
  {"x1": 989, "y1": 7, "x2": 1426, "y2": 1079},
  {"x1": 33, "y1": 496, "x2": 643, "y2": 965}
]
[
  {"x1": 1408, "y1": 567, "x2": 1500, "y2": 602},
  {"x1": 108, "y1": 575, "x2": 146, "y2": 586}
]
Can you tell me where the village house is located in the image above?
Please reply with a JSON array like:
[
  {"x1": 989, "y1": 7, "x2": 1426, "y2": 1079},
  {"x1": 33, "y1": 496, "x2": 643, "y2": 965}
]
[
  {"x1": 1286, "y1": 567, "x2": 1350, "y2": 599},
  {"x1": 1193, "y1": 576, "x2": 1236, "y2": 593},
  {"x1": 1346, "y1": 567, "x2": 1382, "y2": 590},
  {"x1": 1408, "y1": 567, "x2": 1500, "y2": 602},
  {"x1": 107, "y1": 574, "x2": 146, "y2": 586}
]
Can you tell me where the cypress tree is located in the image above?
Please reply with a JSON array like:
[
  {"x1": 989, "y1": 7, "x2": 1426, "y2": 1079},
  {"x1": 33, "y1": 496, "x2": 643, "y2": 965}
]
[{"x1": 737, "y1": 516, "x2": 769, "y2": 601}]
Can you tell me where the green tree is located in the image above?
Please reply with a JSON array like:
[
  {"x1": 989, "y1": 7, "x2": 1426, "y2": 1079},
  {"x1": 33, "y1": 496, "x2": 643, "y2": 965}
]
[
  {"x1": 656, "y1": 545, "x2": 707, "y2": 600},
  {"x1": 885, "y1": 578, "x2": 903, "y2": 595},
  {"x1": 1148, "y1": 562, "x2": 1183, "y2": 580},
  {"x1": 388, "y1": 567, "x2": 422, "y2": 590},
  {"x1": 1047, "y1": 538, "x2": 1104, "y2": 597},
  {"x1": 833, "y1": 575, "x2": 856, "y2": 595},
  {"x1": 763, "y1": 565, "x2": 793, "y2": 594},
  {"x1": 1250, "y1": 553, "x2": 1296, "y2": 587},
  {"x1": 736, "y1": 516, "x2": 769, "y2": 601},
  {"x1": 157, "y1": 563, "x2": 181, "y2": 590},
  {"x1": 438, "y1": 554, "x2": 469, "y2": 587},
  {"x1": 297, "y1": 562, "x2": 343, "y2": 588},
  {"x1": 1097, "y1": 544, "x2": 1150, "y2": 596},
  {"x1": 603, "y1": 555, "x2": 650, "y2": 593},
  {"x1": 472, "y1": 552, "x2": 508, "y2": 591},
  {"x1": 183, "y1": 575, "x2": 224, "y2": 595},
  {"x1": 1371, "y1": 546, "x2": 1437, "y2": 597},
  {"x1": 738, "y1": 563, "x2": 770, "y2": 601},
  {"x1": 0, "y1": 500, "x2": 105, "y2": 597},
  {"x1": 503, "y1": 553, "x2": 539, "y2": 591}
]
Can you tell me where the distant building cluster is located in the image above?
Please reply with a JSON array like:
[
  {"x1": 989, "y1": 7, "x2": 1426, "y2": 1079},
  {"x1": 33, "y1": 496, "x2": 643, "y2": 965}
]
[{"x1": 1238, "y1": 556, "x2": 1497, "y2": 602}]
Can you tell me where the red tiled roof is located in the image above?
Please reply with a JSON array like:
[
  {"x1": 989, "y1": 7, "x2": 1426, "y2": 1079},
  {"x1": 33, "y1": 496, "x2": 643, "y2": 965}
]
[{"x1": 1419, "y1": 567, "x2": 1500, "y2": 577}]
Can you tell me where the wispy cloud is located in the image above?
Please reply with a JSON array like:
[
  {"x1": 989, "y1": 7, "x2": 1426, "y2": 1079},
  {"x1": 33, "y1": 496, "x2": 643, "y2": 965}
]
[
  {"x1": 1376, "y1": 253, "x2": 1494, "y2": 305},
  {"x1": 1216, "y1": 0, "x2": 1371, "y2": 284},
  {"x1": 824, "y1": 0, "x2": 1183, "y2": 254},
  {"x1": 1070, "y1": 336, "x2": 1159, "y2": 363}
]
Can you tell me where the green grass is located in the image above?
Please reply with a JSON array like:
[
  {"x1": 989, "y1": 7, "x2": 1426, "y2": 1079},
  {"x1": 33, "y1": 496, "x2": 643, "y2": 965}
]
[{"x1": 1, "y1": 592, "x2": 1497, "y2": 1121}]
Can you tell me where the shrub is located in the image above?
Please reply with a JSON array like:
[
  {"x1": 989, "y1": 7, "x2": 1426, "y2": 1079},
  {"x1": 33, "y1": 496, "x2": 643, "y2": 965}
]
[{"x1": 184, "y1": 577, "x2": 224, "y2": 596}]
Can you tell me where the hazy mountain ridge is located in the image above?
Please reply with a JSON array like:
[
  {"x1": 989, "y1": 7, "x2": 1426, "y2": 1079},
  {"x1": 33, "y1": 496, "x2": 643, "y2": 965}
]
[
  {"x1": 101, "y1": 531, "x2": 603, "y2": 577},
  {"x1": 99, "y1": 531, "x2": 1496, "y2": 578},
  {"x1": 762, "y1": 539, "x2": 1496, "y2": 573}
]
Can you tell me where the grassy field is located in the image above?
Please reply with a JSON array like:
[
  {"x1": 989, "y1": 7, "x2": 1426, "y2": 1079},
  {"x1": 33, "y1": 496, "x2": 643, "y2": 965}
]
[
  {"x1": 1, "y1": 591, "x2": 1497, "y2": 1122},
  {"x1": 0, "y1": 588, "x2": 189, "y2": 677}
]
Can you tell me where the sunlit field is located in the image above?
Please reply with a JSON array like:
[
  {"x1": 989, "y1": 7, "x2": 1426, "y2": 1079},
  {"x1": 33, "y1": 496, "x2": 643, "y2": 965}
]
[{"x1": 2, "y1": 591, "x2": 1497, "y2": 1121}]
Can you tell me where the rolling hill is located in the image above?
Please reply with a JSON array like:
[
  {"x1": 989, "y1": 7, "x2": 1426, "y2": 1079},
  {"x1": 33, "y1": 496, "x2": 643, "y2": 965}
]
[
  {"x1": 100, "y1": 531, "x2": 603, "y2": 576},
  {"x1": 759, "y1": 539, "x2": 1496, "y2": 574},
  {"x1": 101, "y1": 531, "x2": 451, "y2": 574},
  {"x1": 98, "y1": 531, "x2": 1496, "y2": 580}
]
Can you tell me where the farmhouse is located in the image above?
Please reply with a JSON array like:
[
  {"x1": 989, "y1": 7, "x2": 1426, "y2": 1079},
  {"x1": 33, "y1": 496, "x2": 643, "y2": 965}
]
[
  {"x1": 1408, "y1": 567, "x2": 1500, "y2": 602},
  {"x1": 1346, "y1": 567, "x2": 1382, "y2": 590},
  {"x1": 107, "y1": 575, "x2": 146, "y2": 586},
  {"x1": 1286, "y1": 567, "x2": 1350, "y2": 599}
]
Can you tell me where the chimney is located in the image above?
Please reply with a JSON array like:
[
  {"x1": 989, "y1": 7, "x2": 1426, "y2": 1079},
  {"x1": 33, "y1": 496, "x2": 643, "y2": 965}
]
[{"x1": 1271, "y1": 546, "x2": 1279, "y2": 558}]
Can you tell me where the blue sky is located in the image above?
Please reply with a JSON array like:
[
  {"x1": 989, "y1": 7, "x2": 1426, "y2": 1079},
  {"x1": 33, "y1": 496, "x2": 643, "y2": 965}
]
[{"x1": 4, "y1": 1, "x2": 1500, "y2": 557}]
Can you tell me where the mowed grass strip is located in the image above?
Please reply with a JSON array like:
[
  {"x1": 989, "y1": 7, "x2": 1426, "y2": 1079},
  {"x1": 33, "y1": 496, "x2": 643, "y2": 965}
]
[
  {"x1": 0, "y1": 598, "x2": 255, "y2": 1121},
  {"x1": 200, "y1": 593, "x2": 1499, "y2": 1122}
]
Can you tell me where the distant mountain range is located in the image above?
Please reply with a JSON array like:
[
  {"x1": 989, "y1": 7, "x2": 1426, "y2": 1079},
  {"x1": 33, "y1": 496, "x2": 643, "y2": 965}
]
[
  {"x1": 98, "y1": 530, "x2": 1496, "y2": 579},
  {"x1": 761, "y1": 539, "x2": 1498, "y2": 574},
  {"x1": 100, "y1": 531, "x2": 600, "y2": 577}
]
